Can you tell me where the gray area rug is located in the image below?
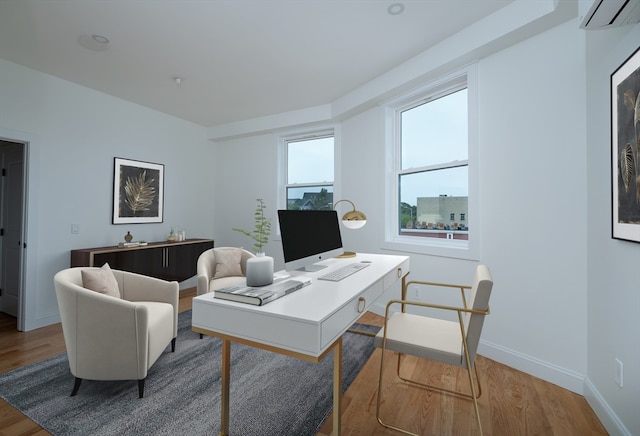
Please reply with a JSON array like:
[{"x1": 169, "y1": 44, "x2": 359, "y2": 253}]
[{"x1": 0, "y1": 310, "x2": 379, "y2": 435}]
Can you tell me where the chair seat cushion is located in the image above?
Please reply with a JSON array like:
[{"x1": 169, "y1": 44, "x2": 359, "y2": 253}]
[{"x1": 374, "y1": 312, "x2": 463, "y2": 366}]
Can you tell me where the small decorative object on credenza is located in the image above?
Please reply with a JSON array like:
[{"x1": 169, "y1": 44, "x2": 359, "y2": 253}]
[
  {"x1": 167, "y1": 227, "x2": 186, "y2": 242},
  {"x1": 233, "y1": 198, "x2": 274, "y2": 286},
  {"x1": 124, "y1": 231, "x2": 133, "y2": 242},
  {"x1": 167, "y1": 228, "x2": 176, "y2": 242}
]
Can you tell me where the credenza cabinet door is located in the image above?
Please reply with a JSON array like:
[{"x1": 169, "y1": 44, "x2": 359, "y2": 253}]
[
  {"x1": 159, "y1": 242, "x2": 210, "y2": 282},
  {"x1": 72, "y1": 239, "x2": 214, "y2": 282}
]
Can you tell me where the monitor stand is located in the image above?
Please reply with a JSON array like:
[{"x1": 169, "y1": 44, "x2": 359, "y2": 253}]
[{"x1": 298, "y1": 264, "x2": 327, "y2": 272}]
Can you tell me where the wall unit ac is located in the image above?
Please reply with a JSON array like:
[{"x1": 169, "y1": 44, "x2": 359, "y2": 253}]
[{"x1": 579, "y1": 0, "x2": 640, "y2": 29}]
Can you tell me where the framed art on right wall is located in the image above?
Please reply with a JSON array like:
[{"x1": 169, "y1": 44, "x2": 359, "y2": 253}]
[{"x1": 611, "y1": 46, "x2": 640, "y2": 243}]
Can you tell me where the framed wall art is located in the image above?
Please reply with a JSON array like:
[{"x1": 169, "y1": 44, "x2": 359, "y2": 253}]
[
  {"x1": 113, "y1": 157, "x2": 164, "y2": 224},
  {"x1": 611, "y1": 46, "x2": 640, "y2": 243}
]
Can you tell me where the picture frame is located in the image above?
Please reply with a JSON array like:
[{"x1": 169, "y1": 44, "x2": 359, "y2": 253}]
[
  {"x1": 113, "y1": 157, "x2": 164, "y2": 224},
  {"x1": 611, "y1": 46, "x2": 640, "y2": 243}
]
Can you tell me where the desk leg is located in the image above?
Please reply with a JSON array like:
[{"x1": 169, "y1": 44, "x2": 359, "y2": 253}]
[
  {"x1": 333, "y1": 337, "x2": 342, "y2": 436},
  {"x1": 219, "y1": 339, "x2": 231, "y2": 436}
]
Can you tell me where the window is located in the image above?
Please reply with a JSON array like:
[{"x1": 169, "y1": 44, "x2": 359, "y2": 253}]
[
  {"x1": 384, "y1": 68, "x2": 478, "y2": 259},
  {"x1": 283, "y1": 132, "x2": 335, "y2": 211}
]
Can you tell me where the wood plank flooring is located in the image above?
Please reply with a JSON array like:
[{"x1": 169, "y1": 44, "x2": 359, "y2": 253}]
[{"x1": 0, "y1": 289, "x2": 607, "y2": 435}]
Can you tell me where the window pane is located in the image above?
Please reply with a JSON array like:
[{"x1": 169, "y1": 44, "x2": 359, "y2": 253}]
[
  {"x1": 287, "y1": 137, "x2": 333, "y2": 184},
  {"x1": 286, "y1": 186, "x2": 333, "y2": 210},
  {"x1": 401, "y1": 89, "x2": 467, "y2": 169},
  {"x1": 399, "y1": 167, "x2": 468, "y2": 233}
]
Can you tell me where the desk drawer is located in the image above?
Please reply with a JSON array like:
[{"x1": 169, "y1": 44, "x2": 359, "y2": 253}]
[
  {"x1": 320, "y1": 279, "x2": 383, "y2": 347},
  {"x1": 384, "y1": 259, "x2": 409, "y2": 289}
]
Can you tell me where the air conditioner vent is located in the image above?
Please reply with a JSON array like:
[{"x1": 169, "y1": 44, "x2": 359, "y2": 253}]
[{"x1": 580, "y1": 0, "x2": 640, "y2": 29}]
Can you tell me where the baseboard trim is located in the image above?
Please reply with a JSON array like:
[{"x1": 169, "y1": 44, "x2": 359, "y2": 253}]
[
  {"x1": 25, "y1": 312, "x2": 61, "y2": 331},
  {"x1": 478, "y1": 339, "x2": 585, "y2": 394},
  {"x1": 583, "y1": 378, "x2": 632, "y2": 436},
  {"x1": 370, "y1": 300, "x2": 584, "y2": 394}
]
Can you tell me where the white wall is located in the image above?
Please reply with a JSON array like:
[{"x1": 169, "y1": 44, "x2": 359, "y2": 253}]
[
  {"x1": 584, "y1": 23, "x2": 640, "y2": 436},
  {"x1": 212, "y1": 132, "x2": 283, "y2": 261},
  {"x1": 211, "y1": 17, "x2": 638, "y2": 436},
  {"x1": 0, "y1": 58, "x2": 215, "y2": 330},
  {"x1": 476, "y1": 20, "x2": 589, "y2": 386}
]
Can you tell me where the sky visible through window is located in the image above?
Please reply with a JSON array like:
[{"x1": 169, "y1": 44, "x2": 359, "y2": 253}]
[
  {"x1": 400, "y1": 89, "x2": 468, "y2": 204},
  {"x1": 287, "y1": 136, "x2": 333, "y2": 185}
]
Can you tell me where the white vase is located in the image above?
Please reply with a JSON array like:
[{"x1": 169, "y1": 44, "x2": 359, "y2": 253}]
[{"x1": 246, "y1": 252, "x2": 274, "y2": 287}]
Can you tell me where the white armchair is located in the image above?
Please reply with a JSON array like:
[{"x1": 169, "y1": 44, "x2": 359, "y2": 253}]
[
  {"x1": 54, "y1": 266, "x2": 179, "y2": 398},
  {"x1": 196, "y1": 247, "x2": 255, "y2": 295}
]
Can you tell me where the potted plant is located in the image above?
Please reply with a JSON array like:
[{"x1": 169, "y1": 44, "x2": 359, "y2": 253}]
[
  {"x1": 232, "y1": 198, "x2": 272, "y2": 254},
  {"x1": 233, "y1": 199, "x2": 273, "y2": 286}
]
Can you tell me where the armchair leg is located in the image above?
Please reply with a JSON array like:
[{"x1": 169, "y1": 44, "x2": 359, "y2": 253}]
[
  {"x1": 138, "y1": 379, "x2": 145, "y2": 398},
  {"x1": 70, "y1": 377, "x2": 82, "y2": 396},
  {"x1": 171, "y1": 338, "x2": 176, "y2": 352},
  {"x1": 200, "y1": 333, "x2": 203, "y2": 339}
]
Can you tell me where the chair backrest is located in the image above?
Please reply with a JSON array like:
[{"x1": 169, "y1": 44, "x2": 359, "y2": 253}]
[
  {"x1": 197, "y1": 247, "x2": 255, "y2": 278},
  {"x1": 462, "y1": 264, "x2": 493, "y2": 367}
]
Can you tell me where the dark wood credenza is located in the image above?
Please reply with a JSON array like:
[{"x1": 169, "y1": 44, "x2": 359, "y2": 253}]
[{"x1": 70, "y1": 238, "x2": 214, "y2": 282}]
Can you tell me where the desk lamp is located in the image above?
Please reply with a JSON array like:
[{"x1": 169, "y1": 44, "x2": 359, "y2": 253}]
[{"x1": 333, "y1": 199, "x2": 367, "y2": 257}]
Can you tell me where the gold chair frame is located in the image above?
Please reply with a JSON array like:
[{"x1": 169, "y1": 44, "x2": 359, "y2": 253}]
[{"x1": 376, "y1": 278, "x2": 491, "y2": 435}]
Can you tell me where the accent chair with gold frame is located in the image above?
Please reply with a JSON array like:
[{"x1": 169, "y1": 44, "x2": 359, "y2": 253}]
[{"x1": 374, "y1": 264, "x2": 493, "y2": 435}]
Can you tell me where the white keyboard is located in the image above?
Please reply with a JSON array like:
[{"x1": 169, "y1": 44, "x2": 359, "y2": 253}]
[{"x1": 318, "y1": 262, "x2": 370, "y2": 282}]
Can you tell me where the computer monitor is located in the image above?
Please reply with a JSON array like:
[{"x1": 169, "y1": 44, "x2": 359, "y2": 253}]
[{"x1": 277, "y1": 209, "x2": 344, "y2": 272}]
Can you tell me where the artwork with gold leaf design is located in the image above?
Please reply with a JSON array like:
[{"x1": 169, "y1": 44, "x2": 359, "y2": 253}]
[
  {"x1": 612, "y1": 46, "x2": 640, "y2": 243},
  {"x1": 113, "y1": 157, "x2": 164, "y2": 224}
]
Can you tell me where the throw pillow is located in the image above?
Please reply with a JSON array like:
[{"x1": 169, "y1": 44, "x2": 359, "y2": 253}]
[
  {"x1": 81, "y1": 263, "x2": 120, "y2": 298},
  {"x1": 213, "y1": 247, "x2": 243, "y2": 279}
]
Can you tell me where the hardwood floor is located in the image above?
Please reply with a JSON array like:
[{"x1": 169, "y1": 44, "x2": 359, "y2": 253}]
[{"x1": 0, "y1": 289, "x2": 607, "y2": 436}]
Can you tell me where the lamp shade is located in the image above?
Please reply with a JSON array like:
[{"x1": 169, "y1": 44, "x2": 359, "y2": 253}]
[{"x1": 333, "y1": 199, "x2": 367, "y2": 229}]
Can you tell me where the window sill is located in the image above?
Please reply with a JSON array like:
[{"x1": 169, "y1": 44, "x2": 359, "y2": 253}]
[{"x1": 381, "y1": 235, "x2": 478, "y2": 261}]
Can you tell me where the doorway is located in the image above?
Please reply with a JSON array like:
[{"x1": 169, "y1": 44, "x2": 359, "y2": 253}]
[{"x1": 0, "y1": 139, "x2": 26, "y2": 331}]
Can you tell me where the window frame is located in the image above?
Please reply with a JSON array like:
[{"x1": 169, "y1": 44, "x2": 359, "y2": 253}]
[
  {"x1": 382, "y1": 66, "x2": 479, "y2": 260},
  {"x1": 277, "y1": 126, "x2": 340, "y2": 217}
]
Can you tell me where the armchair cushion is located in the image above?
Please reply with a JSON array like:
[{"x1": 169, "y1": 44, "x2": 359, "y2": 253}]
[
  {"x1": 213, "y1": 247, "x2": 243, "y2": 279},
  {"x1": 81, "y1": 263, "x2": 120, "y2": 298}
]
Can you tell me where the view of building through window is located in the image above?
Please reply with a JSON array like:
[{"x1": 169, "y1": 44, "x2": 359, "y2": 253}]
[
  {"x1": 398, "y1": 88, "x2": 469, "y2": 240},
  {"x1": 285, "y1": 135, "x2": 334, "y2": 210}
]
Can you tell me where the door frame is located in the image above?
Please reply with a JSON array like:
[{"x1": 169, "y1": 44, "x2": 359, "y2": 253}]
[{"x1": 0, "y1": 137, "x2": 27, "y2": 331}]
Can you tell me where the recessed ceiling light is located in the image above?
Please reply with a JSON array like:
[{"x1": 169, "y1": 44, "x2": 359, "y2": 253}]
[
  {"x1": 91, "y1": 34, "x2": 110, "y2": 44},
  {"x1": 387, "y1": 3, "x2": 405, "y2": 15},
  {"x1": 78, "y1": 34, "x2": 110, "y2": 51}
]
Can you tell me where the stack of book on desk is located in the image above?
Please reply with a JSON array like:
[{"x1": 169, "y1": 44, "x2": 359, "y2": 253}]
[{"x1": 214, "y1": 277, "x2": 311, "y2": 306}]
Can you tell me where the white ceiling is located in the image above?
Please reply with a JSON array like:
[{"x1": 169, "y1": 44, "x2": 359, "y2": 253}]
[{"x1": 0, "y1": 0, "x2": 517, "y2": 128}]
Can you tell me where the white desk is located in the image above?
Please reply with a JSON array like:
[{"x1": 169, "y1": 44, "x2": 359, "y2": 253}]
[{"x1": 192, "y1": 253, "x2": 410, "y2": 436}]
